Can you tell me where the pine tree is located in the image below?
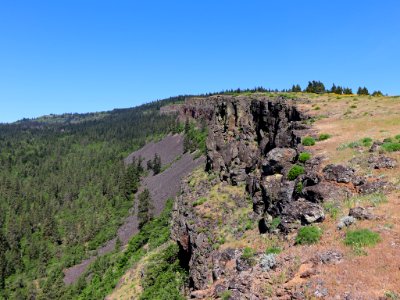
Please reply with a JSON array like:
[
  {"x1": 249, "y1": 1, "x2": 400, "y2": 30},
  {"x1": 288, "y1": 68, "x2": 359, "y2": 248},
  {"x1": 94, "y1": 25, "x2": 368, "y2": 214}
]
[
  {"x1": 137, "y1": 189, "x2": 153, "y2": 229},
  {"x1": 343, "y1": 87, "x2": 353, "y2": 94},
  {"x1": 305, "y1": 81, "x2": 326, "y2": 94},
  {"x1": 330, "y1": 83, "x2": 337, "y2": 94},
  {"x1": 0, "y1": 230, "x2": 9, "y2": 289},
  {"x1": 152, "y1": 153, "x2": 161, "y2": 175}
]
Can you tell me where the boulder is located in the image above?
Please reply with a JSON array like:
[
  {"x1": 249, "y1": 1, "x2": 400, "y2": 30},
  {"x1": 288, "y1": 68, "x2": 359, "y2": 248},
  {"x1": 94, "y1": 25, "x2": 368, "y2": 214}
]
[
  {"x1": 349, "y1": 207, "x2": 375, "y2": 220},
  {"x1": 337, "y1": 216, "x2": 356, "y2": 230},
  {"x1": 368, "y1": 155, "x2": 397, "y2": 169},
  {"x1": 323, "y1": 164, "x2": 355, "y2": 183},
  {"x1": 358, "y1": 180, "x2": 389, "y2": 194},
  {"x1": 281, "y1": 198, "x2": 325, "y2": 225},
  {"x1": 261, "y1": 147, "x2": 297, "y2": 175}
]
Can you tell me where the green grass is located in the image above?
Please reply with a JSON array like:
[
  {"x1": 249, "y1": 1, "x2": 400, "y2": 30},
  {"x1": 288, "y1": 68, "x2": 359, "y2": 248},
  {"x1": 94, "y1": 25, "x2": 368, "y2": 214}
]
[
  {"x1": 240, "y1": 247, "x2": 257, "y2": 266},
  {"x1": 241, "y1": 247, "x2": 255, "y2": 260},
  {"x1": 287, "y1": 165, "x2": 305, "y2": 180},
  {"x1": 265, "y1": 246, "x2": 282, "y2": 255},
  {"x1": 361, "y1": 137, "x2": 373, "y2": 147},
  {"x1": 192, "y1": 197, "x2": 207, "y2": 207},
  {"x1": 295, "y1": 225, "x2": 322, "y2": 245},
  {"x1": 269, "y1": 217, "x2": 281, "y2": 230},
  {"x1": 298, "y1": 152, "x2": 311, "y2": 163},
  {"x1": 345, "y1": 192, "x2": 387, "y2": 208},
  {"x1": 384, "y1": 291, "x2": 400, "y2": 300},
  {"x1": 344, "y1": 229, "x2": 381, "y2": 255},
  {"x1": 323, "y1": 202, "x2": 340, "y2": 219},
  {"x1": 381, "y1": 141, "x2": 400, "y2": 152},
  {"x1": 318, "y1": 133, "x2": 331, "y2": 141},
  {"x1": 302, "y1": 136, "x2": 316, "y2": 146}
]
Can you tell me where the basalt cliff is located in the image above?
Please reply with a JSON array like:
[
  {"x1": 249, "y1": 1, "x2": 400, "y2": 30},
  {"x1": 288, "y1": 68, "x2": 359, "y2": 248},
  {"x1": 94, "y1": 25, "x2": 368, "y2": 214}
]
[{"x1": 170, "y1": 95, "x2": 394, "y2": 299}]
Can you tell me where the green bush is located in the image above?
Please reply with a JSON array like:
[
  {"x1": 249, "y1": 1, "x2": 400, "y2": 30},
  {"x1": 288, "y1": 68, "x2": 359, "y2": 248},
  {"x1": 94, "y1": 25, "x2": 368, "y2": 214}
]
[
  {"x1": 318, "y1": 133, "x2": 331, "y2": 141},
  {"x1": 302, "y1": 136, "x2": 316, "y2": 146},
  {"x1": 139, "y1": 243, "x2": 187, "y2": 300},
  {"x1": 287, "y1": 165, "x2": 305, "y2": 180},
  {"x1": 381, "y1": 142, "x2": 400, "y2": 152},
  {"x1": 298, "y1": 152, "x2": 311, "y2": 163},
  {"x1": 295, "y1": 225, "x2": 322, "y2": 245},
  {"x1": 344, "y1": 229, "x2": 381, "y2": 248},
  {"x1": 395, "y1": 134, "x2": 400, "y2": 140}
]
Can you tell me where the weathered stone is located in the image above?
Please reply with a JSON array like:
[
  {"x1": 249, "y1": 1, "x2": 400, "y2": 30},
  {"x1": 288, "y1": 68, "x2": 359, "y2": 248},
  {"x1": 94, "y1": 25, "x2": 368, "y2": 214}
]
[
  {"x1": 302, "y1": 182, "x2": 352, "y2": 203},
  {"x1": 349, "y1": 207, "x2": 375, "y2": 220},
  {"x1": 368, "y1": 155, "x2": 397, "y2": 169},
  {"x1": 261, "y1": 147, "x2": 297, "y2": 175},
  {"x1": 337, "y1": 216, "x2": 356, "y2": 230},
  {"x1": 358, "y1": 180, "x2": 389, "y2": 194},
  {"x1": 369, "y1": 141, "x2": 383, "y2": 153},
  {"x1": 315, "y1": 250, "x2": 343, "y2": 264},
  {"x1": 323, "y1": 164, "x2": 355, "y2": 183},
  {"x1": 281, "y1": 198, "x2": 325, "y2": 226}
]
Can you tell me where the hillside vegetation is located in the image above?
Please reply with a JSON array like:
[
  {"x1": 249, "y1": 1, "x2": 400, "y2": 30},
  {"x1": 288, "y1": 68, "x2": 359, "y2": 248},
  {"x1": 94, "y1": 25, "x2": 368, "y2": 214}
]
[{"x1": 0, "y1": 98, "x2": 183, "y2": 299}]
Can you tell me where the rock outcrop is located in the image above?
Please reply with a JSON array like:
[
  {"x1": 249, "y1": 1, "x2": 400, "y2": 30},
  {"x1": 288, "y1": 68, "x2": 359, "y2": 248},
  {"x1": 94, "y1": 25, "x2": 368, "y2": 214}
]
[{"x1": 170, "y1": 95, "x2": 390, "y2": 297}]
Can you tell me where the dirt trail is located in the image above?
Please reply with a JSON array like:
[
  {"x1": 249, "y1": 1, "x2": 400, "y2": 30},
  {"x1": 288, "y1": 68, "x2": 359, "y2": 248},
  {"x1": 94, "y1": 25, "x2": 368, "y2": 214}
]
[{"x1": 63, "y1": 134, "x2": 204, "y2": 285}]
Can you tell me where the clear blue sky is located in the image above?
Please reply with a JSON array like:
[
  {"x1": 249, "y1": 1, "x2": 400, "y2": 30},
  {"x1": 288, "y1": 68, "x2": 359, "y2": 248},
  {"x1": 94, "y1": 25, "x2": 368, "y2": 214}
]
[{"x1": 1, "y1": 1, "x2": 399, "y2": 123}]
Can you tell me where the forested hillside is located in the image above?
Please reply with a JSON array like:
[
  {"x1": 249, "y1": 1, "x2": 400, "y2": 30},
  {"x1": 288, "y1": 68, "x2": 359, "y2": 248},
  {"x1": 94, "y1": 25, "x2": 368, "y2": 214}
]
[{"x1": 0, "y1": 97, "x2": 184, "y2": 299}]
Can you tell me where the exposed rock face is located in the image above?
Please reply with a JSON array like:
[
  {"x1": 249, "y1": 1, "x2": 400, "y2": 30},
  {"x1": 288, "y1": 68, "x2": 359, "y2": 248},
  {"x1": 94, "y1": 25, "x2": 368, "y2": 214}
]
[
  {"x1": 172, "y1": 95, "x2": 331, "y2": 292},
  {"x1": 169, "y1": 95, "x2": 396, "y2": 298}
]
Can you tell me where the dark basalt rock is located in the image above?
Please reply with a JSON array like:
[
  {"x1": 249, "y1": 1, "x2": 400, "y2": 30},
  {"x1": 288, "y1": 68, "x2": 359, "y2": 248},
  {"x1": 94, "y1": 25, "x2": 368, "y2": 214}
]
[
  {"x1": 261, "y1": 147, "x2": 297, "y2": 176},
  {"x1": 323, "y1": 164, "x2": 355, "y2": 183},
  {"x1": 368, "y1": 155, "x2": 397, "y2": 169},
  {"x1": 358, "y1": 180, "x2": 390, "y2": 194},
  {"x1": 281, "y1": 198, "x2": 325, "y2": 228},
  {"x1": 349, "y1": 207, "x2": 376, "y2": 220}
]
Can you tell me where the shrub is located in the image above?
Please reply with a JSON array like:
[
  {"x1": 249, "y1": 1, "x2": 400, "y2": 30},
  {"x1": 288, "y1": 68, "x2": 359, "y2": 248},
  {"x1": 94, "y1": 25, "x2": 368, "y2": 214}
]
[
  {"x1": 221, "y1": 291, "x2": 232, "y2": 300},
  {"x1": 395, "y1": 134, "x2": 400, "y2": 140},
  {"x1": 302, "y1": 136, "x2": 316, "y2": 146},
  {"x1": 295, "y1": 225, "x2": 322, "y2": 245},
  {"x1": 381, "y1": 142, "x2": 400, "y2": 152},
  {"x1": 318, "y1": 133, "x2": 331, "y2": 141},
  {"x1": 344, "y1": 229, "x2": 381, "y2": 248},
  {"x1": 287, "y1": 165, "x2": 305, "y2": 180},
  {"x1": 298, "y1": 152, "x2": 311, "y2": 163},
  {"x1": 295, "y1": 182, "x2": 303, "y2": 194}
]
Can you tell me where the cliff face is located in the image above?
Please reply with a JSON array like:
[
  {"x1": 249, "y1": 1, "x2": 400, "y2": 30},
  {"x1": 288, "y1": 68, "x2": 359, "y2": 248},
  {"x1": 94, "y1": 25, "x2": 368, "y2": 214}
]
[
  {"x1": 171, "y1": 95, "x2": 394, "y2": 298},
  {"x1": 172, "y1": 96, "x2": 326, "y2": 293}
]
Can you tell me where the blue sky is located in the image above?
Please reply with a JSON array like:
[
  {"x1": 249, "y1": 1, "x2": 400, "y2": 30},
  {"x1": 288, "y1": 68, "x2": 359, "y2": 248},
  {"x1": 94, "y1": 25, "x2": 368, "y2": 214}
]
[{"x1": 0, "y1": 1, "x2": 399, "y2": 123}]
